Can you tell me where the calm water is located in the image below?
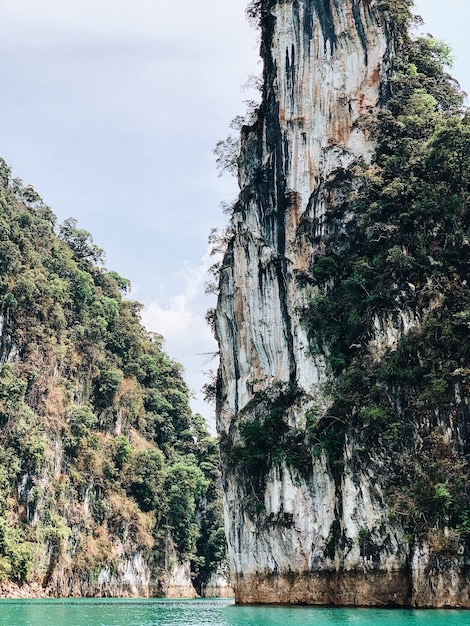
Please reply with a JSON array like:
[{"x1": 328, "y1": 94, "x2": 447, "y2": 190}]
[{"x1": 0, "y1": 598, "x2": 469, "y2": 626}]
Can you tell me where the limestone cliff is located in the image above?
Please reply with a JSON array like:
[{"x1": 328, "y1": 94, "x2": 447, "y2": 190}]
[{"x1": 216, "y1": 0, "x2": 470, "y2": 607}]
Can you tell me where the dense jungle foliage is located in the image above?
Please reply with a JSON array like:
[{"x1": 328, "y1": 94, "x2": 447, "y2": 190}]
[
  {"x1": 302, "y1": 5, "x2": 470, "y2": 546},
  {"x1": 0, "y1": 159, "x2": 226, "y2": 592}
]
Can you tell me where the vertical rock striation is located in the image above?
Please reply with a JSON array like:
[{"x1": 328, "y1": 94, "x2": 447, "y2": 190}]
[
  {"x1": 218, "y1": 0, "x2": 393, "y2": 430},
  {"x1": 215, "y1": 0, "x2": 470, "y2": 607}
]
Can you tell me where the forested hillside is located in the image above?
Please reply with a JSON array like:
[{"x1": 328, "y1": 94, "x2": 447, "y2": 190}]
[
  {"x1": 0, "y1": 158, "x2": 226, "y2": 596},
  {"x1": 302, "y1": 28, "x2": 470, "y2": 543}
]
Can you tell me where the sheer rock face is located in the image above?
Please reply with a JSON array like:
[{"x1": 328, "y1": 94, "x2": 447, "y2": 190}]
[
  {"x1": 217, "y1": 0, "x2": 392, "y2": 422},
  {"x1": 215, "y1": 0, "x2": 469, "y2": 607}
]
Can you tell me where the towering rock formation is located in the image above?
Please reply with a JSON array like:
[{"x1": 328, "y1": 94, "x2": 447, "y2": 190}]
[{"x1": 215, "y1": 0, "x2": 470, "y2": 606}]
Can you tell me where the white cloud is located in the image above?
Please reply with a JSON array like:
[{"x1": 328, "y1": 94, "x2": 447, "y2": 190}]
[
  {"x1": 143, "y1": 295, "x2": 193, "y2": 340},
  {"x1": 142, "y1": 250, "x2": 212, "y2": 337},
  {"x1": 140, "y1": 249, "x2": 219, "y2": 428}
]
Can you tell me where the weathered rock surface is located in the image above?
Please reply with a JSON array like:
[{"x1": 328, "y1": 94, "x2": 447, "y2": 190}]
[
  {"x1": 202, "y1": 568, "x2": 234, "y2": 598},
  {"x1": 218, "y1": 0, "x2": 392, "y2": 421},
  {"x1": 215, "y1": 0, "x2": 470, "y2": 607}
]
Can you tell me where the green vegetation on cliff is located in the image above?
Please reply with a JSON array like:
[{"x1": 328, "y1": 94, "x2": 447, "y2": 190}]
[
  {"x1": 301, "y1": 11, "x2": 469, "y2": 546},
  {"x1": 0, "y1": 160, "x2": 226, "y2": 594}
]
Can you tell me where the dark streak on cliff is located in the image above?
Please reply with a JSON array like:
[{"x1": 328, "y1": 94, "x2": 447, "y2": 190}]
[
  {"x1": 352, "y1": 0, "x2": 369, "y2": 64},
  {"x1": 313, "y1": 0, "x2": 338, "y2": 54}
]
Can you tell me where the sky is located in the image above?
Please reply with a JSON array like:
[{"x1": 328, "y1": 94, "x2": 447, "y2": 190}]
[{"x1": 0, "y1": 1, "x2": 469, "y2": 429}]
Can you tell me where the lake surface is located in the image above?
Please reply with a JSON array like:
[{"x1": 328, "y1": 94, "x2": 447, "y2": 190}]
[{"x1": 0, "y1": 598, "x2": 469, "y2": 626}]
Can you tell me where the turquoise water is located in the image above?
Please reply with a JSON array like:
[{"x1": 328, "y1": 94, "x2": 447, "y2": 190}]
[{"x1": 0, "y1": 598, "x2": 468, "y2": 626}]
